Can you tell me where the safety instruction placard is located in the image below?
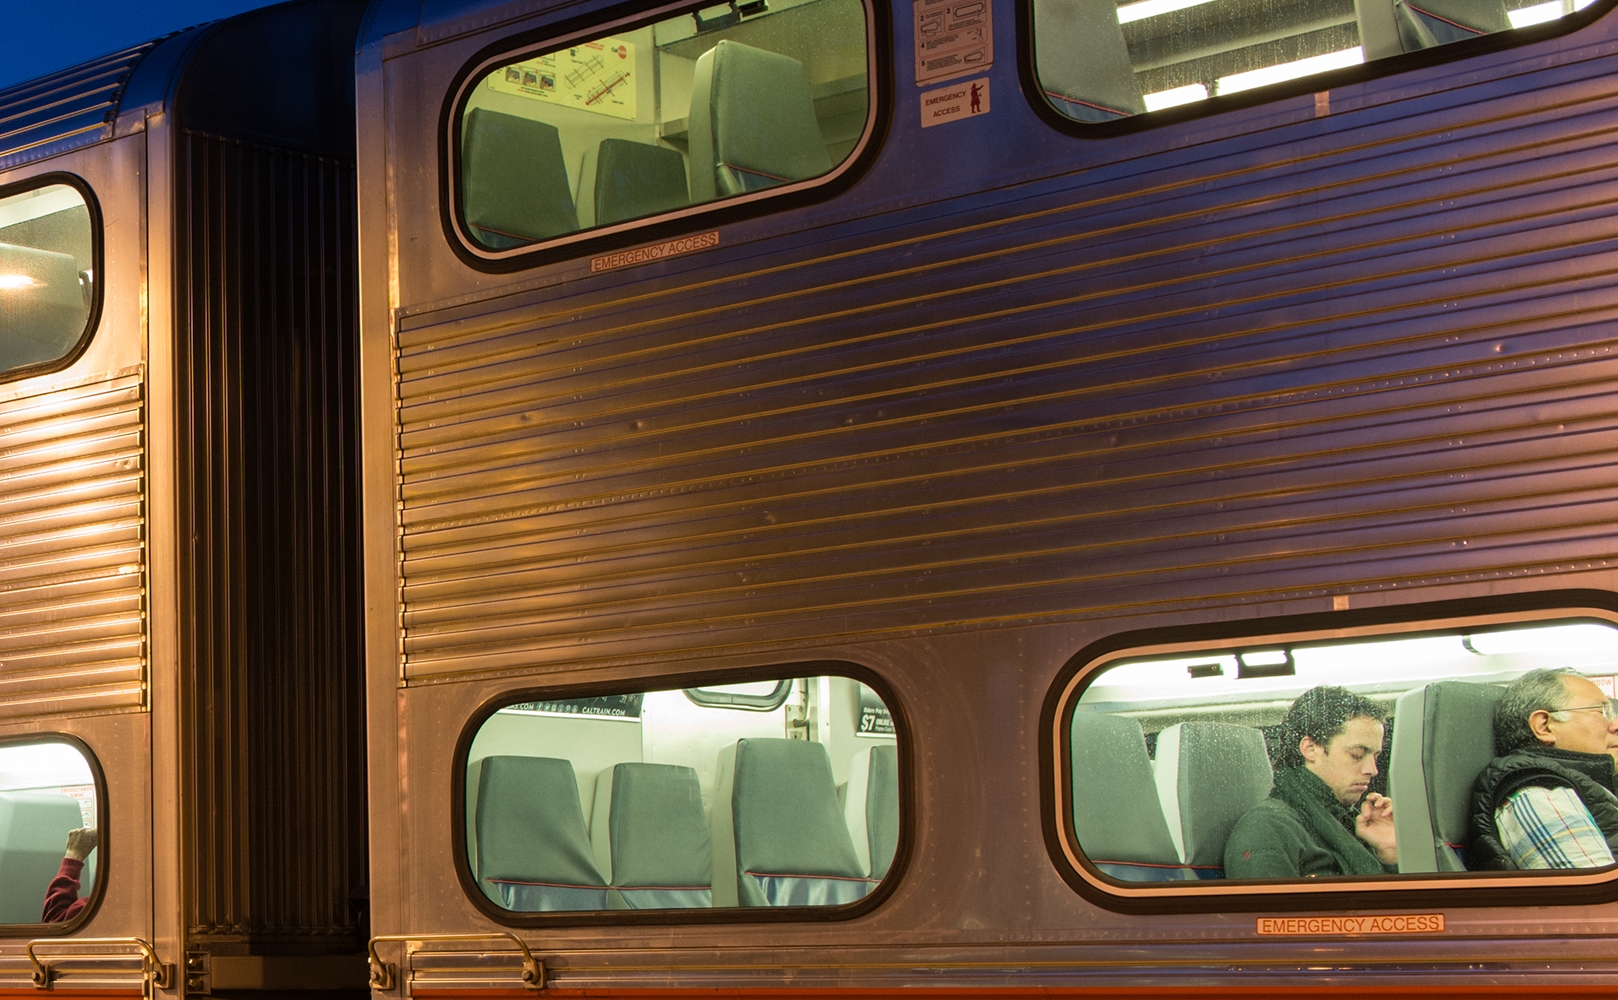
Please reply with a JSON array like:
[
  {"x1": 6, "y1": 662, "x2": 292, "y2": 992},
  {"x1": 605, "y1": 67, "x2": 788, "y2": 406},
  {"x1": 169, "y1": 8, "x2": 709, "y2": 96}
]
[
  {"x1": 920, "y1": 77, "x2": 989, "y2": 127},
  {"x1": 913, "y1": 0, "x2": 992, "y2": 86},
  {"x1": 486, "y1": 38, "x2": 637, "y2": 121}
]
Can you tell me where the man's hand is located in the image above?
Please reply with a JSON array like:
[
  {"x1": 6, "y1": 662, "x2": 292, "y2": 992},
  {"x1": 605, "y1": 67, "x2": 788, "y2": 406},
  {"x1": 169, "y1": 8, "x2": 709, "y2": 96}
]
[
  {"x1": 1355, "y1": 793, "x2": 1397, "y2": 866},
  {"x1": 64, "y1": 827, "x2": 97, "y2": 863}
]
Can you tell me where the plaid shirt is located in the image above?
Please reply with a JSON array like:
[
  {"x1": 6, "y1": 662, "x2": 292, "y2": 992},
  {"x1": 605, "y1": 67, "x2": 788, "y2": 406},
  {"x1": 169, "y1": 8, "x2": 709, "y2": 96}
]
[{"x1": 1496, "y1": 785, "x2": 1616, "y2": 869}]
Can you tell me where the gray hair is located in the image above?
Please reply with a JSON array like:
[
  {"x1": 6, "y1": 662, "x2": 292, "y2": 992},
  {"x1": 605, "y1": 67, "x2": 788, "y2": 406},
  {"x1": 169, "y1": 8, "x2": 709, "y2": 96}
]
[{"x1": 1494, "y1": 668, "x2": 1583, "y2": 755}]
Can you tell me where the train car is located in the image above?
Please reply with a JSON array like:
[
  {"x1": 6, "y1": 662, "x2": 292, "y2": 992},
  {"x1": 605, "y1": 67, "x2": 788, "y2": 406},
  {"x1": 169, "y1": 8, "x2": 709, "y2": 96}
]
[
  {"x1": 351, "y1": 0, "x2": 1618, "y2": 994},
  {"x1": 0, "y1": 3, "x2": 371, "y2": 997}
]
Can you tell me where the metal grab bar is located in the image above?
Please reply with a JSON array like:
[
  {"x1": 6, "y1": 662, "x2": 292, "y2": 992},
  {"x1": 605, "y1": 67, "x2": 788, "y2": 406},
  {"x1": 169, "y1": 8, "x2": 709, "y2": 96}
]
[
  {"x1": 366, "y1": 932, "x2": 543, "y2": 992},
  {"x1": 26, "y1": 937, "x2": 173, "y2": 992}
]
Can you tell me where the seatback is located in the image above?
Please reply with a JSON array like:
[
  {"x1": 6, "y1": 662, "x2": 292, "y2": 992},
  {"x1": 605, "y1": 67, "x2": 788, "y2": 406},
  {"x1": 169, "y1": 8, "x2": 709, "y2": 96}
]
[
  {"x1": 712, "y1": 738, "x2": 873, "y2": 906},
  {"x1": 475, "y1": 755, "x2": 607, "y2": 911},
  {"x1": 1155, "y1": 722, "x2": 1274, "y2": 874},
  {"x1": 591, "y1": 762, "x2": 712, "y2": 909},
  {"x1": 461, "y1": 108, "x2": 579, "y2": 246},
  {"x1": 842, "y1": 744, "x2": 899, "y2": 879},
  {"x1": 0, "y1": 792, "x2": 84, "y2": 923},
  {"x1": 686, "y1": 41, "x2": 830, "y2": 203},
  {"x1": 1032, "y1": 0, "x2": 1145, "y2": 122},
  {"x1": 1069, "y1": 712, "x2": 1186, "y2": 880},
  {"x1": 1402, "y1": 1, "x2": 1509, "y2": 45},
  {"x1": 592, "y1": 139, "x2": 690, "y2": 227},
  {"x1": 1390, "y1": 681, "x2": 1503, "y2": 873}
]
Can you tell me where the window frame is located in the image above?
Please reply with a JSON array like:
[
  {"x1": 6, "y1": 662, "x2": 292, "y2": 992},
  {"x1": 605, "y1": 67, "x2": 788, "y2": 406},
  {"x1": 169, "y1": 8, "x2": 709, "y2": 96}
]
[
  {"x1": 451, "y1": 660, "x2": 911, "y2": 926},
  {"x1": 1042, "y1": 590, "x2": 1618, "y2": 914},
  {"x1": 1017, "y1": 0, "x2": 1618, "y2": 139},
  {"x1": 0, "y1": 733, "x2": 109, "y2": 937},
  {"x1": 0, "y1": 173, "x2": 104, "y2": 385},
  {"x1": 438, "y1": 0, "x2": 891, "y2": 273}
]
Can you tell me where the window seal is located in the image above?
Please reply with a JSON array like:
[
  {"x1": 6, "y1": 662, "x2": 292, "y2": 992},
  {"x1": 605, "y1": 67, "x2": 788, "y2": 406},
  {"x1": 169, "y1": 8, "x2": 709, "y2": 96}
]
[
  {"x1": 0, "y1": 733, "x2": 109, "y2": 937},
  {"x1": 450, "y1": 659, "x2": 911, "y2": 926},
  {"x1": 1016, "y1": 0, "x2": 1618, "y2": 140},
  {"x1": 0, "y1": 173, "x2": 104, "y2": 385},
  {"x1": 1041, "y1": 588, "x2": 1618, "y2": 915},
  {"x1": 436, "y1": 0, "x2": 892, "y2": 274}
]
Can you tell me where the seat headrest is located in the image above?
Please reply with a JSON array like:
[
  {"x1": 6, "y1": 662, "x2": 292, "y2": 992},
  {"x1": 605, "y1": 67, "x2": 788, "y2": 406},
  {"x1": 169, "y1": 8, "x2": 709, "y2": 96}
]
[
  {"x1": 1156, "y1": 722, "x2": 1274, "y2": 867},
  {"x1": 475, "y1": 755, "x2": 605, "y2": 888},
  {"x1": 591, "y1": 762, "x2": 710, "y2": 888},
  {"x1": 843, "y1": 744, "x2": 899, "y2": 878},
  {"x1": 594, "y1": 139, "x2": 690, "y2": 227},
  {"x1": 461, "y1": 108, "x2": 579, "y2": 245},
  {"x1": 1422, "y1": 681, "x2": 1504, "y2": 845},
  {"x1": 687, "y1": 41, "x2": 829, "y2": 201},
  {"x1": 1032, "y1": 0, "x2": 1145, "y2": 120},
  {"x1": 1069, "y1": 712, "x2": 1179, "y2": 866},
  {"x1": 730, "y1": 738, "x2": 862, "y2": 878}
]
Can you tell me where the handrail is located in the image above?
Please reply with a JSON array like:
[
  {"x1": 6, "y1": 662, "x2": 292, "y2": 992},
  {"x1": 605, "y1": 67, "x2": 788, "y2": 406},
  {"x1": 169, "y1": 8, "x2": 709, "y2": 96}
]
[
  {"x1": 366, "y1": 932, "x2": 543, "y2": 992},
  {"x1": 26, "y1": 937, "x2": 173, "y2": 992}
]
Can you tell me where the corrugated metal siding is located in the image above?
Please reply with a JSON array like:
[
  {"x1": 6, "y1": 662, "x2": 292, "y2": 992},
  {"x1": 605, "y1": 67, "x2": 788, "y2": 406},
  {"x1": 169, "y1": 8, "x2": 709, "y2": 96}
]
[
  {"x1": 395, "y1": 49, "x2": 1618, "y2": 681},
  {"x1": 0, "y1": 370, "x2": 146, "y2": 718},
  {"x1": 0, "y1": 42, "x2": 159, "y2": 171},
  {"x1": 174, "y1": 131, "x2": 365, "y2": 947}
]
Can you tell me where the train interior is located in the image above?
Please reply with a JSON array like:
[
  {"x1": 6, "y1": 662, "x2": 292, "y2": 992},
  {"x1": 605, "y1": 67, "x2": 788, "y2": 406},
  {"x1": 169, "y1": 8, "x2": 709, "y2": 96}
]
[
  {"x1": 0, "y1": 184, "x2": 93, "y2": 374},
  {"x1": 1035, "y1": 0, "x2": 1602, "y2": 123},
  {"x1": 1070, "y1": 620, "x2": 1618, "y2": 881},
  {"x1": 465, "y1": 676, "x2": 899, "y2": 910},
  {"x1": 457, "y1": 0, "x2": 868, "y2": 246},
  {"x1": 0, "y1": 741, "x2": 97, "y2": 923}
]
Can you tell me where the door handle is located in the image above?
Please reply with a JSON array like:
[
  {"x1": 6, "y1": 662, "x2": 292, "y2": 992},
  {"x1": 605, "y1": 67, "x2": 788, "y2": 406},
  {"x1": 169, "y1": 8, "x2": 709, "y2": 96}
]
[
  {"x1": 366, "y1": 932, "x2": 543, "y2": 992},
  {"x1": 26, "y1": 937, "x2": 173, "y2": 994}
]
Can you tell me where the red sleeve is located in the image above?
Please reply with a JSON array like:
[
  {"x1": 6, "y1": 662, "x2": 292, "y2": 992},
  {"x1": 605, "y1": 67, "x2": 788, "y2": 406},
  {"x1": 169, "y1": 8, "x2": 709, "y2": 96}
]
[{"x1": 42, "y1": 858, "x2": 85, "y2": 923}]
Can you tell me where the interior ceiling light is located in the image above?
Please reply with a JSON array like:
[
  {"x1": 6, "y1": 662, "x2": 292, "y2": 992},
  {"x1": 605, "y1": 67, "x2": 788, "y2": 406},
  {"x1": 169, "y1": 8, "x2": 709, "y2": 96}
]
[
  {"x1": 1116, "y1": 0, "x2": 1218, "y2": 24},
  {"x1": 1216, "y1": 47, "x2": 1364, "y2": 96},
  {"x1": 1236, "y1": 648, "x2": 1295, "y2": 679},
  {"x1": 0, "y1": 274, "x2": 36, "y2": 290}
]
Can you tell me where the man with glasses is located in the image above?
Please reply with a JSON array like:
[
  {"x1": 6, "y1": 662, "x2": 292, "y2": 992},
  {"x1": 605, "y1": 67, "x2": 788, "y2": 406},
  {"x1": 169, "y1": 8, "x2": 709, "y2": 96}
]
[{"x1": 1469, "y1": 668, "x2": 1618, "y2": 870}]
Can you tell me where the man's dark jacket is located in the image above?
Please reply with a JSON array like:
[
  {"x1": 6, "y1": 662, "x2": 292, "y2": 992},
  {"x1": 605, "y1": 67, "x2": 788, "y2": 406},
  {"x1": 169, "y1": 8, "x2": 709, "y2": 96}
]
[
  {"x1": 1468, "y1": 746, "x2": 1618, "y2": 870},
  {"x1": 1224, "y1": 766, "x2": 1394, "y2": 879}
]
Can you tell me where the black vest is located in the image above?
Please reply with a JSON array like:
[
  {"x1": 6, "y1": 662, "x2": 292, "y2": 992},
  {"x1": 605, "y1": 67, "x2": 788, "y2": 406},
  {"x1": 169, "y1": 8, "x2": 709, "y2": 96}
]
[{"x1": 1468, "y1": 747, "x2": 1618, "y2": 871}]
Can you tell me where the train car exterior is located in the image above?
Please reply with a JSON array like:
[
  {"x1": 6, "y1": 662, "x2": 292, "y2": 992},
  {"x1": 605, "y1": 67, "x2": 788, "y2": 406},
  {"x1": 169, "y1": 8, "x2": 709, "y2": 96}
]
[
  {"x1": 0, "y1": 3, "x2": 370, "y2": 997},
  {"x1": 354, "y1": 0, "x2": 1618, "y2": 994}
]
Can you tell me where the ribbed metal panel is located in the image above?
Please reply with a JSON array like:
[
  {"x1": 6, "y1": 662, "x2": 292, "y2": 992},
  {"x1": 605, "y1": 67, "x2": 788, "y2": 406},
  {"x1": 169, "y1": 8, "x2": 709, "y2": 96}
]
[
  {"x1": 174, "y1": 131, "x2": 365, "y2": 948},
  {"x1": 396, "y1": 49, "x2": 1618, "y2": 680},
  {"x1": 0, "y1": 42, "x2": 159, "y2": 171},
  {"x1": 0, "y1": 370, "x2": 145, "y2": 716}
]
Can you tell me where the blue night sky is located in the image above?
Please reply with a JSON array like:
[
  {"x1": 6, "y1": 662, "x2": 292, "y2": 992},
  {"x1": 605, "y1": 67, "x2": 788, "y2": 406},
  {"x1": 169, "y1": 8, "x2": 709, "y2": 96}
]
[{"x1": 0, "y1": 0, "x2": 285, "y2": 93}]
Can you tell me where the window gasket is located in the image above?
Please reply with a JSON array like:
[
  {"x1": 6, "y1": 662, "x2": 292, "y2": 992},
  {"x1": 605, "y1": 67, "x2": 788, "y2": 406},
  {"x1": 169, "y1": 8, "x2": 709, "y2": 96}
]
[
  {"x1": 1041, "y1": 588, "x2": 1618, "y2": 915},
  {"x1": 0, "y1": 173, "x2": 104, "y2": 385},
  {"x1": 436, "y1": 0, "x2": 892, "y2": 274},
  {"x1": 450, "y1": 659, "x2": 911, "y2": 927},
  {"x1": 1016, "y1": 0, "x2": 1618, "y2": 140},
  {"x1": 0, "y1": 732, "x2": 109, "y2": 937}
]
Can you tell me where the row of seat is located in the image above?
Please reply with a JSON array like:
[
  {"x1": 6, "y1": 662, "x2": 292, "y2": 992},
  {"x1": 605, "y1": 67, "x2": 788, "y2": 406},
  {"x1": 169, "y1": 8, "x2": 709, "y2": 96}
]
[
  {"x1": 1073, "y1": 680, "x2": 1511, "y2": 879},
  {"x1": 463, "y1": 40, "x2": 833, "y2": 246},
  {"x1": 1035, "y1": 0, "x2": 1512, "y2": 124},
  {"x1": 473, "y1": 738, "x2": 897, "y2": 910}
]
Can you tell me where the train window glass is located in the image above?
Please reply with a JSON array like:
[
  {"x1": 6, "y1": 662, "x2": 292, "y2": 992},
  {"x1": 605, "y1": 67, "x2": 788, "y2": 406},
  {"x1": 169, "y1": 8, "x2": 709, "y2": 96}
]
[
  {"x1": 1060, "y1": 618, "x2": 1618, "y2": 892},
  {"x1": 0, "y1": 184, "x2": 95, "y2": 375},
  {"x1": 454, "y1": 0, "x2": 869, "y2": 251},
  {"x1": 463, "y1": 675, "x2": 900, "y2": 913},
  {"x1": 1033, "y1": 0, "x2": 1602, "y2": 125},
  {"x1": 0, "y1": 740, "x2": 100, "y2": 924}
]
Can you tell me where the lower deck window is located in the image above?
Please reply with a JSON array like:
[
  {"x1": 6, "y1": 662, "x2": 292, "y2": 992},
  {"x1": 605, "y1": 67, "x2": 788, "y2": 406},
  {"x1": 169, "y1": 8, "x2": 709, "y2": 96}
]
[
  {"x1": 464, "y1": 675, "x2": 899, "y2": 913},
  {"x1": 1060, "y1": 616, "x2": 1618, "y2": 893},
  {"x1": 0, "y1": 740, "x2": 100, "y2": 924},
  {"x1": 1033, "y1": 0, "x2": 1602, "y2": 125},
  {"x1": 0, "y1": 182, "x2": 96, "y2": 376}
]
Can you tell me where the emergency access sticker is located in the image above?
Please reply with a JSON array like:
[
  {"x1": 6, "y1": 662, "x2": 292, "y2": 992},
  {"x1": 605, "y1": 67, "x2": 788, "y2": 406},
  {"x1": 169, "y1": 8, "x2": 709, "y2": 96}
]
[
  {"x1": 1256, "y1": 914, "x2": 1445, "y2": 936},
  {"x1": 920, "y1": 77, "x2": 989, "y2": 128}
]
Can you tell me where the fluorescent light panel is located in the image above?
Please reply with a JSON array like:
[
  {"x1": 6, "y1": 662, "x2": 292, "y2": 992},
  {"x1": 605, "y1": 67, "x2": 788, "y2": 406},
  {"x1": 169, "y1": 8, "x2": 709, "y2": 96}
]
[
  {"x1": 1116, "y1": 0, "x2": 1218, "y2": 24},
  {"x1": 1216, "y1": 46, "x2": 1364, "y2": 96},
  {"x1": 1143, "y1": 82, "x2": 1208, "y2": 110}
]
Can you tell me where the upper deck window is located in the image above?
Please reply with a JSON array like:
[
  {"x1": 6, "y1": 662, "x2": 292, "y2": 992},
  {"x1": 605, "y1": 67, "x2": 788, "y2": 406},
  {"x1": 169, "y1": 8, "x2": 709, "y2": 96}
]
[
  {"x1": 0, "y1": 182, "x2": 97, "y2": 378},
  {"x1": 1033, "y1": 0, "x2": 1602, "y2": 126},
  {"x1": 462, "y1": 673, "x2": 901, "y2": 917},
  {"x1": 1052, "y1": 614, "x2": 1618, "y2": 902},
  {"x1": 451, "y1": 0, "x2": 871, "y2": 257}
]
